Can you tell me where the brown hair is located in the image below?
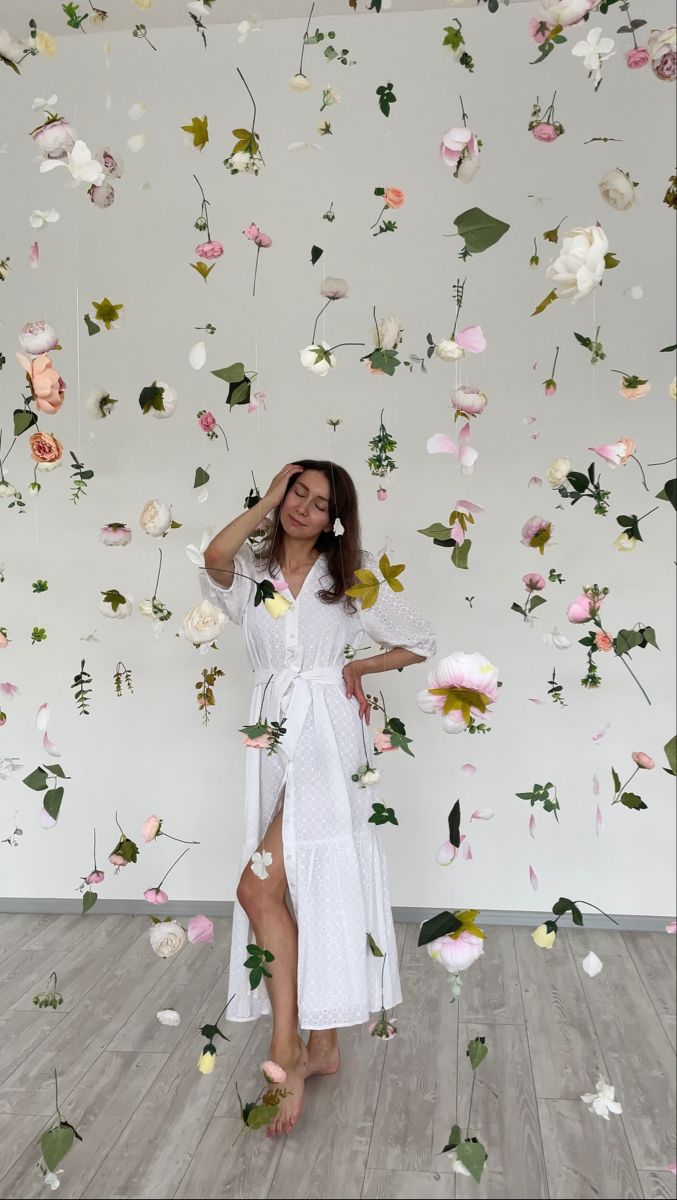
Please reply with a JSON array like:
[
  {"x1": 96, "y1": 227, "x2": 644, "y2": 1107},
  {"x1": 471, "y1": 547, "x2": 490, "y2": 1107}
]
[{"x1": 256, "y1": 459, "x2": 363, "y2": 612}]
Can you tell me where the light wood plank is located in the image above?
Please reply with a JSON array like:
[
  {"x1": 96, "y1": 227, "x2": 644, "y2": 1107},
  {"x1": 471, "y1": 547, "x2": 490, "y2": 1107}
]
[
  {"x1": 174, "y1": 1115, "x2": 286, "y2": 1199},
  {"x1": 0, "y1": 1051, "x2": 168, "y2": 1200},
  {"x1": 0, "y1": 914, "x2": 61, "y2": 961},
  {"x1": 623, "y1": 932, "x2": 677, "y2": 1019},
  {"x1": 455, "y1": 1021, "x2": 548, "y2": 1199},
  {"x1": 0, "y1": 921, "x2": 170, "y2": 1115},
  {"x1": 0, "y1": 1115, "x2": 47, "y2": 1187},
  {"x1": 0, "y1": 1010, "x2": 68, "y2": 1090},
  {"x1": 661, "y1": 1016, "x2": 676, "y2": 1053},
  {"x1": 569, "y1": 929, "x2": 676, "y2": 1172},
  {"x1": 366, "y1": 922, "x2": 458, "y2": 1173},
  {"x1": 458, "y1": 926, "x2": 525, "y2": 1025},
  {"x1": 267, "y1": 1022, "x2": 386, "y2": 1199},
  {"x1": 539, "y1": 1097, "x2": 643, "y2": 1198},
  {"x1": 87, "y1": 975, "x2": 258, "y2": 1198},
  {"x1": 362, "y1": 1168, "x2": 456, "y2": 1198},
  {"x1": 513, "y1": 925, "x2": 604, "y2": 1098},
  {"x1": 639, "y1": 1170, "x2": 677, "y2": 1198},
  {"x1": 10, "y1": 915, "x2": 145, "y2": 1012}
]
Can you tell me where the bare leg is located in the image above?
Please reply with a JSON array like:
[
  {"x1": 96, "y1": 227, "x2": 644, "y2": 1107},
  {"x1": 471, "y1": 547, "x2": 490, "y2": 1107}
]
[{"x1": 236, "y1": 802, "x2": 308, "y2": 1136}]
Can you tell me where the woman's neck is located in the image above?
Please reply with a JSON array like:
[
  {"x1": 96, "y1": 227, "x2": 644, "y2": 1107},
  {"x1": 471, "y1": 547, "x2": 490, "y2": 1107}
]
[{"x1": 279, "y1": 538, "x2": 320, "y2": 573}]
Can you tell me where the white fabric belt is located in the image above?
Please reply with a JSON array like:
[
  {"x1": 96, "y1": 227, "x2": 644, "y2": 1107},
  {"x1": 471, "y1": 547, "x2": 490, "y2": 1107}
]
[{"x1": 252, "y1": 664, "x2": 346, "y2": 763}]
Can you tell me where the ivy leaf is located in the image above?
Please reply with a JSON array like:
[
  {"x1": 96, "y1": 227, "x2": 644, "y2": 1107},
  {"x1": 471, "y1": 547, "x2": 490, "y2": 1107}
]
[
  {"x1": 13, "y1": 409, "x2": 37, "y2": 436},
  {"x1": 247, "y1": 1102, "x2": 280, "y2": 1129},
  {"x1": 620, "y1": 792, "x2": 647, "y2": 811},
  {"x1": 180, "y1": 115, "x2": 209, "y2": 150},
  {"x1": 453, "y1": 206, "x2": 510, "y2": 256},
  {"x1": 22, "y1": 766, "x2": 49, "y2": 792},
  {"x1": 379, "y1": 553, "x2": 406, "y2": 593},
  {"x1": 417, "y1": 910, "x2": 463, "y2": 947},
  {"x1": 190, "y1": 261, "x2": 216, "y2": 282},
  {"x1": 456, "y1": 1139, "x2": 487, "y2": 1183},
  {"x1": 345, "y1": 568, "x2": 380, "y2": 610},
  {"x1": 552, "y1": 896, "x2": 573, "y2": 917},
  {"x1": 44, "y1": 788, "x2": 64, "y2": 821},
  {"x1": 40, "y1": 1125, "x2": 75, "y2": 1172},
  {"x1": 212, "y1": 362, "x2": 245, "y2": 384},
  {"x1": 451, "y1": 539, "x2": 471, "y2": 569},
  {"x1": 467, "y1": 1035, "x2": 488, "y2": 1070},
  {"x1": 83, "y1": 890, "x2": 98, "y2": 914}
]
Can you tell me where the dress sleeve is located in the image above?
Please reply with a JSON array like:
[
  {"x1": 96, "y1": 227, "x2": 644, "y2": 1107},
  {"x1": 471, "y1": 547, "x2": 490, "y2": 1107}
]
[
  {"x1": 198, "y1": 539, "x2": 259, "y2": 626},
  {"x1": 357, "y1": 551, "x2": 437, "y2": 661}
]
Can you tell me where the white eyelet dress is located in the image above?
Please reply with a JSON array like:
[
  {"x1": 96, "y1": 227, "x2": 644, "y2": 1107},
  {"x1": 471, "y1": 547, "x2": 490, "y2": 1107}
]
[{"x1": 199, "y1": 543, "x2": 437, "y2": 1030}]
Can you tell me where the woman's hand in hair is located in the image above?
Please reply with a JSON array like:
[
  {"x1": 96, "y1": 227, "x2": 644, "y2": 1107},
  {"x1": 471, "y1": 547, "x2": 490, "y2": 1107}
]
[
  {"x1": 263, "y1": 463, "x2": 304, "y2": 510},
  {"x1": 342, "y1": 661, "x2": 370, "y2": 724}
]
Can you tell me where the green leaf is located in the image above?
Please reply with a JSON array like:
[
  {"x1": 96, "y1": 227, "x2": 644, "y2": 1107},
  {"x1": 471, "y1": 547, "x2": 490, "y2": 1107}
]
[
  {"x1": 531, "y1": 288, "x2": 558, "y2": 316},
  {"x1": 367, "y1": 932, "x2": 384, "y2": 957},
  {"x1": 529, "y1": 595, "x2": 548, "y2": 609},
  {"x1": 13, "y1": 409, "x2": 37, "y2": 436},
  {"x1": 138, "y1": 384, "x2": 165, "y2": 415},
  {"x1": 611, "y1": 767, "x2": 621, "y2": 794},
  {"x1": 246, "y1": 1102, "x2": 280, "y2": 1129},
  {"x1": 310, "y1": 245, "x2": 323, "y2": 265},
  {"x1": 620, "y1": 792, "x2": 647, "y2": 811},
  {"x1": 211, "y1": 362, "x2": 245, "y2": 384},
  {"x1": 43, "y1": 788, "x2": 64, "y2": 821},
  {"x1": 418, "y1": 523, "x2": 452, "y2": 539},
  {"x1": 448, "y1": 799, "x2": 461, "y2": 847},
  {"x1": 82, "y1": 890, "x2": 98, "y2": 914},
  {"x1": 642, "y1": 626, "x2": 659, "y2": 650},
  {"x1": 417, "y1": 910, "x2": 463, "y2": 947},
  {"x1": 41, "y1": 1125, "x2": 75, "y2": 1172},
  {"x1": 451, "y1": 539, "x2": 471, "y2": 569},
  {"x1": 552, "y1": 897, "x2": 573, "y2": 917},
  {"x1": 456, "y1": 1139, "x2": 487, "y2": 1184},
  {"x1": 567, "y1": 471, "x2": 589, "y2": 493},
  {"x1": 570, "y1": 904, "x2": 584, "y2": 926},
  {"x1": 180, "y1": 114, "x2": 209, "y2": 150},
  {"x1": 453, "y1": 206, "x2": 510, "y2": 255},
  {"x1": 663, "y1": 735, "x2": 676, "y2": 776},
  {"x1": 614, "y1": 628, "x2": 642, "y2": 655},
  {"x1": 194, "y1": 467, "x2": 210, "y2": 489},
  {"x1": 467, "y1": 1036, "x2": 488, "y2": 1070},
  {"x1": 22, "y1": 766, "x2": 49, "y2": 792},
  {"x1": 249, "y1": 966, "x2": 262, "y2": 989},
  {"x1": 655, "y1": 479, "x2": 677, "y2": 510},
  {"x1": 84, "y1": 313, "x2": 100, "y2": 336},
  {"x1": 46, "y1": 763, "x2": 67, "y2": 778}
]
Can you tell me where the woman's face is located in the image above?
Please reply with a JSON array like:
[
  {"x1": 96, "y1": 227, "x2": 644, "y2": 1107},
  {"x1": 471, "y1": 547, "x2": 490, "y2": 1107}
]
[{"x1": 280, "y1": 469, "x2": 333, "y2": 542}]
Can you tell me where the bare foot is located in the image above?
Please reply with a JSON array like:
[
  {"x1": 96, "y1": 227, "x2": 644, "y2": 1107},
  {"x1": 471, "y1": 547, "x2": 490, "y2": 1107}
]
[
  {"x1": 266, "y1": 1036, "x2": 308, "y2": 1137},
  {"x1": 305, "y1": 1032, "x2": 341, "y2": 1078}
]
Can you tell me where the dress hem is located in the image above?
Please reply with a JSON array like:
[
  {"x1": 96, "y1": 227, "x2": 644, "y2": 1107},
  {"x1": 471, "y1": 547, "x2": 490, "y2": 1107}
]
[{"x1": 225, "y1": 995, "x2": 403, "y2": 1031}]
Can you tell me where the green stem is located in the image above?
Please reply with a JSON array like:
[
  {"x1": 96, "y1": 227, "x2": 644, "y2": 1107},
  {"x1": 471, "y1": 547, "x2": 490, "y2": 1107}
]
[{"x1": 616, "y1": 652, "x2": 651, "y2": 706}]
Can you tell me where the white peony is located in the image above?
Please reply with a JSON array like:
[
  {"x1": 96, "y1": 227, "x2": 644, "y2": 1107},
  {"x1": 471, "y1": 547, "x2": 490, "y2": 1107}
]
[
  {"x1": 140, "y1": 498, "x2": 173, "y2": 537},
  {"x1": 372, "y1": 314, "x2": 402, "y2": 351},
  {"x1": 229, "y1": 150, "x2": 259, "y2": 174},
  {"x1": 546, "y1": 224, "x2": 609, "y2": 302},
  {"x1": 181, "y1": 598, "x2": 227, "y2": 645},
  {"x1": 542, "y1": 627, "x2": 571, "y2": 649},
  {"x1": 18, "y1": 320, "x2": 59, "y2": 355},
  {"x1": 598, "y1": 168, "x2": 637, "y2": 211},
  {"x1": 99, "y1": 593, "x2": 133, "y2": 619},
  {"x1": 300, "y1": 342, "x2": 336, "y2": 376},
  {"x1": 435, "y1": 338, "x2": 465, "y2": 362},
  {"x1": 547, "y1": 456, "x2": 572, "y2": 487},
  {"x1": 148, "y1": 381, "x2": 177, "y2": 419},
  {"x1": 289, "y1": 73, "x2": 311, "y2": 91},
  {"x1": 536, "y1": 0, "x2": 596, "y2": 27},
  {"x1": 29, "y1": 209, "x2": 60, "y2": 229},
  {"x1": 0, "y1": 481, "x2": 17, "y2": 498},
  {"x1": 85, "y1": 387, "x2": 117, "y2": 419},
  {"x1": 150, "y1": 920, "x2": 187, "y2": 959}
]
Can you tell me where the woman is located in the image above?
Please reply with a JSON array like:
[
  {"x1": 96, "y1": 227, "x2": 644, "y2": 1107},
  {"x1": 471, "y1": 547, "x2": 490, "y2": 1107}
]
[{"x1": 200, "y1": 459, "x2": 436, "y2": 1137}]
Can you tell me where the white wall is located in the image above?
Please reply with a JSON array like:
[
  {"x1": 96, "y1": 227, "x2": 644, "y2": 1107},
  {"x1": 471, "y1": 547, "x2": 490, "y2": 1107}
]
[{"x1": 1, "y1": 2, "x2": 675, "y2": 915}]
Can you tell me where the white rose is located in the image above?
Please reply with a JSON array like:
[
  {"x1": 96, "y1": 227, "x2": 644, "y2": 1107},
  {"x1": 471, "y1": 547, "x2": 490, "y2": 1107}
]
[
  {"x1": 289, "y1": 73, "x2": 311, "y2": 91},
  {"x1": 36, "y1": 457, "x2": 62, "y2": 473},
  {"x1": 230, "y1": 150, "x2": 258, "y2": 173},
  {"x1": 18, "y1": 320, "x2": 59, "y2": 355},
  {"x1": 99, "y1": 594, "x2": 133, "y2": 618},
  {"x1": 0, "y1": 481, "x2": 17, "y2": 498},
  {"x1": 181, "y1": 598, "x2": 227, "y2": 645},
  {"x1": 372, "y1": 314, "x2": 401, "y2": 351},
  {"x1": 435, "y1": 338, "x2": 465, "y2": 362},
  {"x1": 537, "y1": 0, "x2": 595, "y2": 27},
  {"x1": 0, "y1": 28, "x2": 31, "y2": 63},
  {"x1": 547, "y1": 456, "x2": 572, "y2": 487},
  {"x1": 138, "y1": 599, "x2": 157, "y2": 616},
  {"x1": 148, "y1": 381, "x2": 176, "y2": 419},
  {"x1": 86, "y1": 387, "x2": 117, "y2": 419},
  {"x1": 360, "y1": 768, "x2": 381, "y2": 787},
  {"x1": 156, "y1": 1008, "x2": 181, "y2": 1025},
  {"x1": 150, "y1": 919, "x2": 187, "y2": 959},
  {"x1": 140, "y1": 499, "x2": 172, "y2": 537},
  {"x1": 545, "y1": 224, "x2": 609, "y2": 302},
  {"x1": 598, "y1": 168, "x2": 636, "y2": 212},
  {"x1": 456, "y1": 154, "x2": 481, "y2": 183},
  {"x1": 300, "y1": 342, "x2": 335, "y2": 376}
]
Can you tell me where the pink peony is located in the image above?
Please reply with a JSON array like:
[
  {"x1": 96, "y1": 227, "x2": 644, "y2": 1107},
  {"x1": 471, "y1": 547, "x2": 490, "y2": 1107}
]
[
  {"x1": 198, "y1": 411, "x2": 216, "y2": 432},
  {"x1": 243, "y1": 223, "x2": 273, "y2": 248},
  {"x1": 451, "y1": 385, "x2": 487, "y2": 418},
  {"x1": 18, "y1": 321, "x2": 59, "y2": 356},
  {"x1": 195, "y1": 241, "x2": 224, "y2": 260},
  {"x1": 529, "y1": 16, "x2": 551, "y2": 43},
  {"x1": 100, "y1": 523, "x2": 132, "y2": 547},
  {"x1": 261, "y1": 1060, "x2": 288, "y2": 1084},
  {"x1": 532, "y1": 122, "x2": 560, "y2": 142},
  {"x1": 374, "y1": 728, "x2": 395, "y2": 752},
  {"x1": 595, "y1": 630, "x2": 613, "y2": 651},
  {"x1": 376, "y1": 487, "x2": 388, "y2": 501},
  {"x1": 85, "y1": 869, "x2": 105, "y2": 884},
  {"x1": 243, "y1": 733, "x2": 275, "y2": 749},
  {"x1": 523, "y1": 573, "x2": 546, "y2": 592},
  {"x1": 589, "y1": 437, "x2": 634, "y2": 467},
  {"x1": 631, "y1": 751, "x2": 655, "y2": 769},
  {"x1": 619, "y1": 379, "x2": 651, "y2": 399},
  {"x1": 440, "y1": 127, "x2": 479, "y2": 167},
  {"x1": 16, "y1": 353, "x2": 65, "y2": 415},
  {"x1": 89, "y1": 181, "x2": 115, "y2": 208},
  {"x1": 144, "y1": 887, "x2": 169, "y2": 904},
  {"x1": 187, "y1": 913, "x2": 215, "y2": 943},
  {"x1": 566, "y1": 593, "x2": 597, "y2": 623},
  {"x1": 626, "y1": 46, "x2": 650, "y2": 68},
  {"x1": 417, "y1": 651, "x2": 500, "y2": 734},
  {"x1": 520, "y1": 516, "x2": 553, "y2": 554},
  {"x1": 647, "y1": 26, "x2": 677, "y2": 81},
  {"x1": 142, "y1": 815, "x2": 162, "y2": 842},
  {"x1": 427, "y1": 929, "x2": 484, "y2": 972}
]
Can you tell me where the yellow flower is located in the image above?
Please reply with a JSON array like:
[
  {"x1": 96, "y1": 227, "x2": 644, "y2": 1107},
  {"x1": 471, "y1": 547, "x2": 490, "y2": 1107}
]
[
  {"x1": 35, "y1": 30, "x2": 57, "y2": 57},
  {"x1": 197, "y1": 1048, "x2": 216, "y2": 1074},
  {"x1": 531, "y1": 922, "x2": 557, "y2": 949},
  {"x1": 614, "y1": 531, "x2": 637, "y2": 552},
  {"x1": 263, "y1": 593, "x2": 293, "y2": 619},
  {"x1": 131, "y1": 0, "x2": 153, "y2": 8}
]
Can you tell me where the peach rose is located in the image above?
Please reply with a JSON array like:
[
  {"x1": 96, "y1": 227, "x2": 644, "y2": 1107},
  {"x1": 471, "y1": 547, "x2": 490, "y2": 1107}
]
[
  {"x1": 16, "y1": 353, "x2": 65, "y2": 414},
  {"x1": 595, "y1": 630, "x2": 613, "y2": 651},
  {"x1": 619, "y1": 379, "x2": 651, "y2": 399},
  {"x1": 384, "y1": 187, "x2": 405, "y2": 209},
  {"x1": 29, "y1": 431, "x2": 64, "y2": 469}
]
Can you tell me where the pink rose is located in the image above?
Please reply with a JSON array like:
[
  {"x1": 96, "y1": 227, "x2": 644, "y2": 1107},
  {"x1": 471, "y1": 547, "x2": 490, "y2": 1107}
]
[
  {"x1": 532, "y1": 122, "x2": 559, "y2": 142},
  {"x1": 0, "y1": 633, "x2": 9, "y2": 649},
  {"x1": 619, "y1": 379, "x2": 651, "y2": 399},
  {"x1": 595, "y1": 630, "x2": 613, "y2": 651},
  {"x1": 626, "y1": 46, "x2": 650, "y2": 68},
  {"x1": 261, "y1": 1060, "x2": 288, "y2": 1084},
  {"x1": 544, "y1": 381, "x2": 557, "y2": 396},
  {"x1": 528, "y1": 16, "x2": 550, "y2": 43},
  {"x1": 195, "y1": 241, "x2": 224, "y2": 260},
  {"x1": 243, "y1": 223, "x2": 273, "y2": 248},
  {"x1": 374, "y1": 728, "x2": 395, "y2": 752},
  {"x1": 85, "y1": 869, "x2": 105, "y2": 884},
  {"x1": 376, "y1": 487, "x2": 388, "y2": 501},
  {"x1": 589, "y1": 437, "x2": 635, "y2": 467},
  {"x1": 566, "y1": 593, "x2": 595, "y2": 623},
  {"x1": 142, "y1": 815, "x2": 162, "y2": 842},
  {"x1": 520, "y1": 515, "x2": 553, "y2": 553},
  {"x1": 523, "y1": 573, "x2": 546, "y2": 592},
  {"x1": 108, "y1": 853, "x2": 127, "y2": 867},
  {"x1": 198, "y1": 411, "x2": 216, "y2": 432},
  {"x1": 384, "y1": 187, "x2": 405, "y2": 209},
  {"x1": 243, "y1": 733, "x2": 275, "y2": 749},
  {"x1": 187, "y1": 913, "x2": 215, "y2": 943},
  {"x1": 631, "y1": 751, "x2": 655, "y2": 769},
  {"x1": 89, "y1": 181, "x2": 115, "y2": 208},
  {"x1": 144, "y1": 887, "x2": 169, "y2": 904}
]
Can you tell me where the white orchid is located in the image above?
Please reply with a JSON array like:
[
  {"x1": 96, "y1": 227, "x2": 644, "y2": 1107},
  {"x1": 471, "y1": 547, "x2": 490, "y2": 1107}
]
[
  {"x1": 39, "y1": 139, "x2": 106, "y2": 185},
  {"x1": 581, "y1": 1076, "x2": 622, "y2": 1120},
  {"x1": 571, "y1": 27, "x2": 615, "y2": 88},
  {"x1": 250, "y1": 849, "x2": 273, "y2": 879}
]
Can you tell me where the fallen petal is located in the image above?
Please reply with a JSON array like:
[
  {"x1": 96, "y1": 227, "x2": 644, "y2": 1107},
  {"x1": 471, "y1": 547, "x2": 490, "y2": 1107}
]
[
  {"x1": 461, "y1": 762, "x2": 477, "y2": 776},
  {"x1": 582, "y1": 950, "x2": 603, "y2": 977},
  {"x1": 529, "y1": 865, "x2": 538, "y2": 891}
]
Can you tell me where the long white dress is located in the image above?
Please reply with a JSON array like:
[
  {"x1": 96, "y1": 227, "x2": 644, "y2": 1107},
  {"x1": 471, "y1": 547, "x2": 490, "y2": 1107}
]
[{"x1": 199, "y1": 541, "x2": 437, "y2": 1030}]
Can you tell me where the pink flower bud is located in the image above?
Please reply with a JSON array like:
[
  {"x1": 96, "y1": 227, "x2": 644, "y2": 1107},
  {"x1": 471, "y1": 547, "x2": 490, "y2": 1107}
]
[{"x1": 631, "y1": 751, "x2": 655, "y2": 770}]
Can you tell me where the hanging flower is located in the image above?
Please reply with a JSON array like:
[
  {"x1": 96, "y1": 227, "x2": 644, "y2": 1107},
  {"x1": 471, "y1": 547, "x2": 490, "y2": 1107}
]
[
  {"x1": 571, "y1": 28, "x2": 616, "y2": 90},
  {"x1": 417, "y1": 651, "x2": 500, "y2": 734},
  {"x1": 451, "y1": 385, "x2": 487, "y2": 420},
  {"x1": 299, "y1": 342, "x2": 336, "y2": 376},
  {"x1": 545, "y1": 224, "x2": 611, "y2": 302},
  {"x1": 520, "y1": 516, "x2": 553, "y2": 554},
  {"x1": 598, "y1": 168, "x2": 638, "y2": 211},
  {"x1": 647, "y1": 26, "x2": 676, "y2": 82},
  {"x1": 16, "y1": 353, "x2": 65, "y2": 414},
  {"x1": 39, "y1": 139, "x2": 106, "y2": 185}
]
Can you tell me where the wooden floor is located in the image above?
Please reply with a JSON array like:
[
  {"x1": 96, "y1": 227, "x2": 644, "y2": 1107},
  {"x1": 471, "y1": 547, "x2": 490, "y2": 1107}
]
[{"x1": 0, "y1": 913, "x2": 674, "y2": 1200}]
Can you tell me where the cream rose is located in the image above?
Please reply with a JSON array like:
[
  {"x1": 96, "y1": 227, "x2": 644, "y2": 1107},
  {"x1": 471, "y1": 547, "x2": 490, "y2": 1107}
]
[
  {"x1": 150, "y1": 919, "x2": 187, "y2": 958},
  {"x1": 182, "y1": 598, "x2": 228, "y2": 644},
  {"x1": 598, "y1": 168, "x2": 637, "y2": 211},
  {"x1": 547, "y1": 456, "x2": 572, "y2": 487},
  {"x1": 546, "y1": 224, "x2": 609, "y2": 302},
  {"x1": 140, "y1": 499, "x2": 172, "y2": 537},
  {"x1": 435, "y1": 338, "x2": 465, "y2": 362},
  {"x1": 289, "y1": 73, "x2": 311, "y2": 91}
]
